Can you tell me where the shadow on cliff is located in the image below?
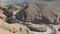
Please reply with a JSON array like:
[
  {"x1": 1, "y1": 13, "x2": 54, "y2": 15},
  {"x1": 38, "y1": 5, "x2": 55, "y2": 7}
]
[
  {"x1": 15, "y1": 4, "x2": 28, "y2": 22},
  {"x1": 31, "y1": 14, "x2": 53, "y2": 24}
]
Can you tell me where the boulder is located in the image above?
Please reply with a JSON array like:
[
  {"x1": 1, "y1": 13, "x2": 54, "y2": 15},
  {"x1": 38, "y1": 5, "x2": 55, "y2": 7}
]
[
  {"x1": 6, "y1": 17, "x2": 19, "y2": 23},
  {"x1": 27, "y1": 23, "x2": 47, "y2": 32},
  {"x1": 0, "y1": 14, "x2": 7, "y2": 21}
]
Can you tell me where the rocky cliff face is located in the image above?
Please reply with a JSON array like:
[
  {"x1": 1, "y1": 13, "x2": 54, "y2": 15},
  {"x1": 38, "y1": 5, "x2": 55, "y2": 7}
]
[
  {"x1": 16, "y1": 1, "x2": 60, "y2": 24},
  {"x1": 0, "y1": 6, "x2": 34, "y2": 34}
]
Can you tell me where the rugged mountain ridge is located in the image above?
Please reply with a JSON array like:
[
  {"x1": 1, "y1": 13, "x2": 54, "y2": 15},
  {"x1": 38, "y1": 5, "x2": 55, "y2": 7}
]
[{"x1": 0, "y1": 1, "x2": 60, "y2": 34}]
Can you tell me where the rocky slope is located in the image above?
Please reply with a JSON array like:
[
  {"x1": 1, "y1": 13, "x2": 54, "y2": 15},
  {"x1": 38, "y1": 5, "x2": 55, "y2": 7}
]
[
  {"x1": 0, "y1": 7, "x2": 34, "y2": 34},
  {"x1": 0, "y1": 1, "x2": 60, "y2": 34}
]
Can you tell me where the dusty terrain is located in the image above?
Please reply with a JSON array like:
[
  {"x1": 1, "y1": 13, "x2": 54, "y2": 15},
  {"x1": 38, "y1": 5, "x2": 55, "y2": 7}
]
[{"x1": 0, "y1": 0, "x2": 60, "y2": 34}]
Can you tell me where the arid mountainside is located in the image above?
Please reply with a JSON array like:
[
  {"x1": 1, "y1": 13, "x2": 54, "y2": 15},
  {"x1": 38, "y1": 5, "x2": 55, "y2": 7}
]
[
  {"x1": 26, "y1": 1, "x2": 60, "y2": 24},
  {"x1": 15, "y1": 1, "x2": 60, "y2": 24},
  {"x1": 0, "y1": 1, "x2": 60, "y2": 34},
  {"x1": 43, "y1": 1, "x2": 60, "y2": 24}
]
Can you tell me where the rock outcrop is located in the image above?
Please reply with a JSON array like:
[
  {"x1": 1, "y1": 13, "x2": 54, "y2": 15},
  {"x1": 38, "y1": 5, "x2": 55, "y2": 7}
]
[
  {"x1": 0, "y1": 14, "x2": 6, "y2": 21},
  {"x1": 54, "y1": 25, "x2": 60, "y2": 34},
  {"x1": 0, "y1": 19, "x2": 33, "y2": 34},
  {"x1": 27, "y1": 23, "x2": 47, "y2": 32}
]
